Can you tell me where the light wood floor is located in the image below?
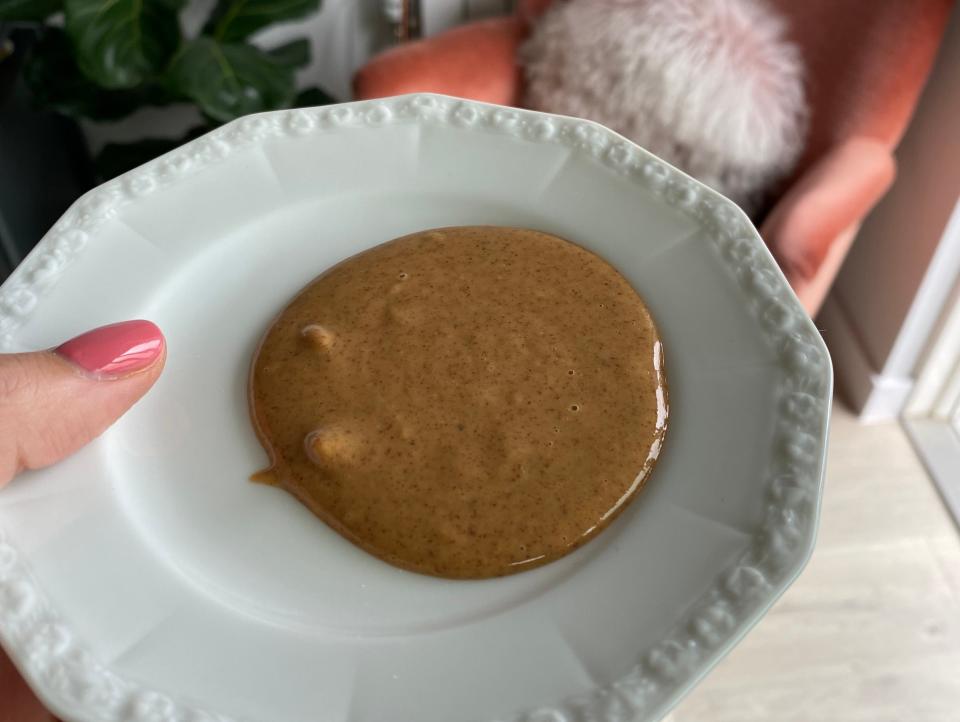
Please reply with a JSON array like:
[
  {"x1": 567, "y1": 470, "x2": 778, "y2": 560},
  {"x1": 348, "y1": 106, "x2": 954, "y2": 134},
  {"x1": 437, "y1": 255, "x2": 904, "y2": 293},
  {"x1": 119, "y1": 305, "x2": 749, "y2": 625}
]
[{"x1": 667, "y1": 403, "x2": 960, "y2": 722}]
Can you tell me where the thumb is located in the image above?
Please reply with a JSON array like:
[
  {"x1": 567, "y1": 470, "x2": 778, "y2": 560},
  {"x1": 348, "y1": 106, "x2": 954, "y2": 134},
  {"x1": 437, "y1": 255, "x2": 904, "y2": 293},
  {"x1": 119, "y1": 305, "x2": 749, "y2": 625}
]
[{"x1": 0, "y1": 320, "x2": 165, "y2": 486}]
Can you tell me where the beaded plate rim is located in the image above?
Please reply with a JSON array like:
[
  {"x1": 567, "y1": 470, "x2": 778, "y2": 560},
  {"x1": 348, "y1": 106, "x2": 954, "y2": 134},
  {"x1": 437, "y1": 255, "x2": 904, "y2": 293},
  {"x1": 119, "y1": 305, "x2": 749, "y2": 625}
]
[{"x1": 0, "y1": 94, "x2": 832, "y2": 722}]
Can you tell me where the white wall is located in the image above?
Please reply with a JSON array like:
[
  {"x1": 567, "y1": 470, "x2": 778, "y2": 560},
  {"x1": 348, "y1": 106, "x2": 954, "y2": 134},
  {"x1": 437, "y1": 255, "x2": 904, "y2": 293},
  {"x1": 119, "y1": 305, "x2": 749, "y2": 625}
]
[{"x1": 422, "y1": 0, "x2": 513, "y2": 35}]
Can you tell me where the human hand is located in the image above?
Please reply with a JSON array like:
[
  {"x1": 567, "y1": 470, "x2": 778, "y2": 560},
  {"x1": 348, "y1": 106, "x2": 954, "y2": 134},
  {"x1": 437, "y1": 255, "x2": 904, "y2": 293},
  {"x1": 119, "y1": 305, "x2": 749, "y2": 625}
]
[{"x1": 0, "y1": 320, "x2": 166, "y2": 722}]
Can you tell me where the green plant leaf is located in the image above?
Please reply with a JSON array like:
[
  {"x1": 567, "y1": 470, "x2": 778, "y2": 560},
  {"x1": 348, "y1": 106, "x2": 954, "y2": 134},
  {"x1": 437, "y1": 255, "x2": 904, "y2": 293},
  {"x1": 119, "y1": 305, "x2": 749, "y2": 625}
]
[
  {"x1": 267, "y1": 37, "x2": 310, "y2": 69},
  {"x1": 0, "y1": 0, "x2": 61, "y2": 21},
  {"x1": 23, "y1": 28, "x2": 149, "y2": 121},
  {"x1": 166, "y1": 37, "x2": 295, "y2": 122},
  {"x1": 294, "y1": 85, "x2": 335, "y2": 106},
  {"x1": 94, "y1": 125, "x2": 209, "y2": 181},
  {"x1": 205, "y1": 0, "x2": 321, "y2": 43},
  {"x1": 64, "y1": 0, "x2": 182, "y2": 89}
]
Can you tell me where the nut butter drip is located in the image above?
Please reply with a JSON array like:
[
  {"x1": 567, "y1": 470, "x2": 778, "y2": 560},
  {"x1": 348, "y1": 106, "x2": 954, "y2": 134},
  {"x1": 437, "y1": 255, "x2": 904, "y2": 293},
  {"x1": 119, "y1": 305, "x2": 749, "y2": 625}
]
[{"x1": 249, "y1": 226, "x2": 668, "y2": 578}]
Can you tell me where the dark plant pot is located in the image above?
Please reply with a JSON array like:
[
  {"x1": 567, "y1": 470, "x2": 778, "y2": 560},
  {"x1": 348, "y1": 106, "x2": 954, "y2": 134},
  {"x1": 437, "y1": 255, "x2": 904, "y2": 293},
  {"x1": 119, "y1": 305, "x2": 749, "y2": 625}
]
[{"x1": 0, "y1": 29, "x2": 95, "y2": 282}]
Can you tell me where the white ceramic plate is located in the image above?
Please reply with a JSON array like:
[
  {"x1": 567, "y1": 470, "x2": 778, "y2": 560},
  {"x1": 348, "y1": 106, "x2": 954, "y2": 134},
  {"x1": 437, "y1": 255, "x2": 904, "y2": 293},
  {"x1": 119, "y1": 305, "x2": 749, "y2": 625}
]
[{"x1": 0, "y1": 94, "x2": 831, "y2": 722}]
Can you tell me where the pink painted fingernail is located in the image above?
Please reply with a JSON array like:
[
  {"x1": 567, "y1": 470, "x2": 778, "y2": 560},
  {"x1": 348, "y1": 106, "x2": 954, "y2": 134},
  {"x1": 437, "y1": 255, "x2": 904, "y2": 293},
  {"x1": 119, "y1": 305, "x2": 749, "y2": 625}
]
[{"x1": 56, "y1": 320, "x2": 165, "y2": 379}]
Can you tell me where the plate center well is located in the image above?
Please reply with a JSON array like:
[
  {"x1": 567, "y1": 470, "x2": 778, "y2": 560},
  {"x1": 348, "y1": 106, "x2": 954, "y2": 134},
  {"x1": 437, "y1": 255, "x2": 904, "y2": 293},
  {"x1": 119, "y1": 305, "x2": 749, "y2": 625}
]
[{"x1": 110, "y1": 193, "x2": 612, "y2": 636}]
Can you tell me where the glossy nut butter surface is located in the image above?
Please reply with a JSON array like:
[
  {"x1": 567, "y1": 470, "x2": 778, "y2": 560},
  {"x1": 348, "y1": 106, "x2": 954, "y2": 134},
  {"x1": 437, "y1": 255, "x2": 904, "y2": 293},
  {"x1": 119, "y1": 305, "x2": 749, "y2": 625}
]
[{"x1": 249, "y1": 226, "x2": 668, "y2": 578}]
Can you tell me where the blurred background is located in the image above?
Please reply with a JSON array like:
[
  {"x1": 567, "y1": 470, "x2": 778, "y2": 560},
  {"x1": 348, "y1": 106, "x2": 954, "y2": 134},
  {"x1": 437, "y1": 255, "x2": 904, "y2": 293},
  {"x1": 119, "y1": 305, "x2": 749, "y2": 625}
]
[{"x1": 1, "y1": 1, "x2": 959, "y2": 719}]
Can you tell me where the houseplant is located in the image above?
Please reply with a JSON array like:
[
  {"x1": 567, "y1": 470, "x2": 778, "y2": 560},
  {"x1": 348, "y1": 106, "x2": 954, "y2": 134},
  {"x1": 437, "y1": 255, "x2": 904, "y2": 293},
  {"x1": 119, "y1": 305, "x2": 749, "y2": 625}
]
[
  {"x1": 0, "y1": 0, "x2": 333, "y2": 178},
  {"x1": 0, "y1": 0, "x2": 332, "y2": 275}
]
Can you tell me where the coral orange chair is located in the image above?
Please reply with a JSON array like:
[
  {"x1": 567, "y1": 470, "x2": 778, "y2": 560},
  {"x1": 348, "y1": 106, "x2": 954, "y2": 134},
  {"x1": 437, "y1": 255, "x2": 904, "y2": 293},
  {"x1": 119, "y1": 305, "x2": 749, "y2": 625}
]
[{"x1": 354, "y1": 0, "x2": 954, "y2": 315}]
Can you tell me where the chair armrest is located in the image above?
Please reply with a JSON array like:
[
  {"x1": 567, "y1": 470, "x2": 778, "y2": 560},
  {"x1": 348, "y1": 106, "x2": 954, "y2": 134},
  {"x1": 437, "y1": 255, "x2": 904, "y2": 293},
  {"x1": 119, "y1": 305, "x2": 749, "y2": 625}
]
[
  {"x1": 354, "y1": 16, "x2": 526, "y2": 106},
  {"x1": 762, "y1": 138, "x2": 895, "y2": 286}
]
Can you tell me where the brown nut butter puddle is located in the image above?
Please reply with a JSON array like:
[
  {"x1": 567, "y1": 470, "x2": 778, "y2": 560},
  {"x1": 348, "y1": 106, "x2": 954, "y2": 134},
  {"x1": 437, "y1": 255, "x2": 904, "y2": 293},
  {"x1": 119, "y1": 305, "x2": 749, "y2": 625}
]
[{"x1": 249, "y1": 226, "x2": 668, "y2": 579}]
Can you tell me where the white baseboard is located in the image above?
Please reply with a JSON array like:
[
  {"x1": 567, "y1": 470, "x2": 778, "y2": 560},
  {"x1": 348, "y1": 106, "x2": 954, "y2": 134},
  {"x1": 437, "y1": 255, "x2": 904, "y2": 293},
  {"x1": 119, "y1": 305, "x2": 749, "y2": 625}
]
[
  {"x1": 819, "y1": 295, "x2": 914, "y2": 422},
  {"x1": 858, "y1": 375, "x2": 915, "y2": 422}
]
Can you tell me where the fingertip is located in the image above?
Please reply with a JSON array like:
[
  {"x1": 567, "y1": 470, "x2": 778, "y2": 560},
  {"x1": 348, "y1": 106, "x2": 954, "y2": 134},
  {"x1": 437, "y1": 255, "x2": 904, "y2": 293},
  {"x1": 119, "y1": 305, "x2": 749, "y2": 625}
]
[
  {"x1": 0, "y1": 322, "x2": 168, "y2": 483},
  {"x1": 55, "y1": 320, "x2": 165, "y2": 380}
]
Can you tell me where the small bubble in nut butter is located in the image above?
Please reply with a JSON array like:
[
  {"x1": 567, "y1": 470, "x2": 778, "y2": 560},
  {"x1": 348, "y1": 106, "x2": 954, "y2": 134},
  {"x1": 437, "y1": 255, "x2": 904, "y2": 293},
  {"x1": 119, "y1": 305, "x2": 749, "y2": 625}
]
[
  {"x1": 304, "y1": 426, "x2": 362, "y2": 467},
  {"x1": 300, "y1": 324, "x2": 335, "y2": 350}
]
